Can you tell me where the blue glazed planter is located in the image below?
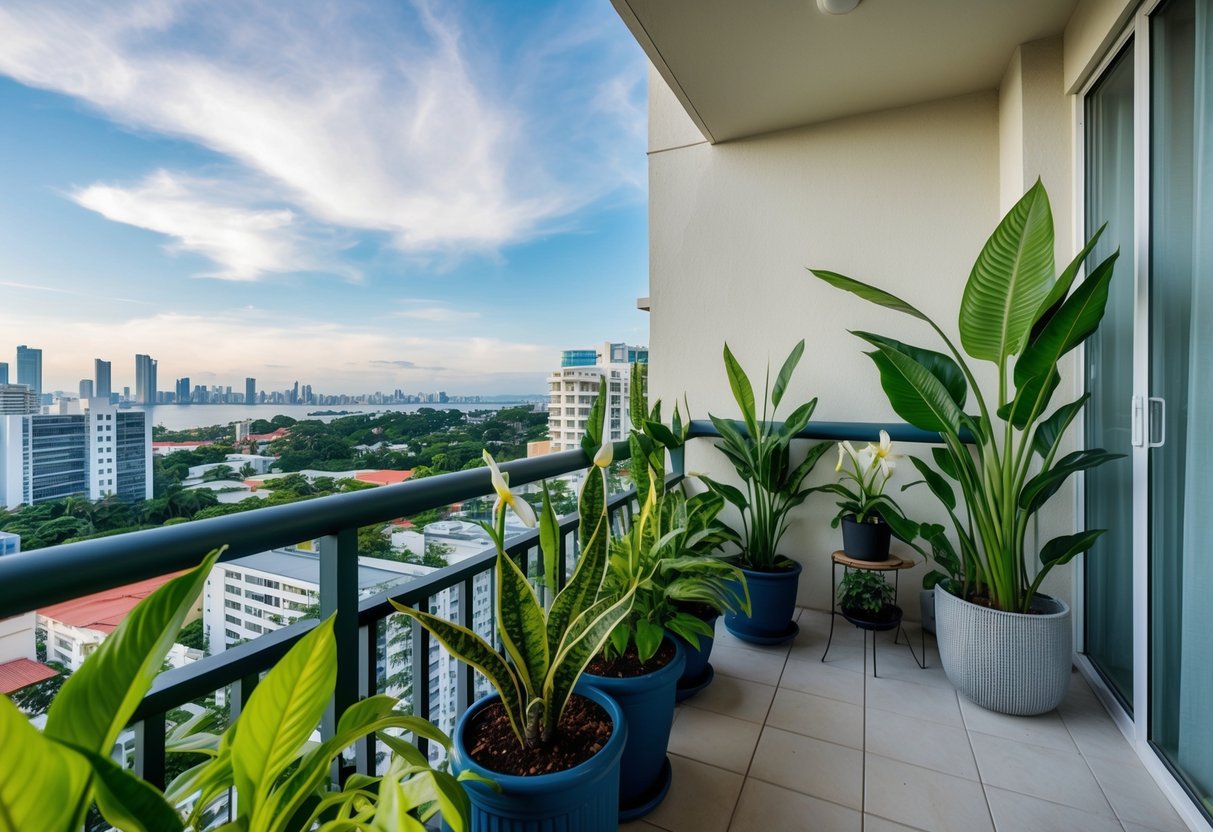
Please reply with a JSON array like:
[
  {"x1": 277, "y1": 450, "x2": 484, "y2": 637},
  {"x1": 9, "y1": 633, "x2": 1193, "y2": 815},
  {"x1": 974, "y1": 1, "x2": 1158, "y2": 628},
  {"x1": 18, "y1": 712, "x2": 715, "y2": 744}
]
[
  {"x1": 583, "y1": 637, "x2": 686, "y2": 820},
  {"x1": 674, "y1": 612, "x2": 718, "y2": 696},
  {"x1": 724, "y1": 559, "x2": 802, "y2": 644},
  {"x1": 449, "y1": 684, "x2": 627, "y2": 832}
]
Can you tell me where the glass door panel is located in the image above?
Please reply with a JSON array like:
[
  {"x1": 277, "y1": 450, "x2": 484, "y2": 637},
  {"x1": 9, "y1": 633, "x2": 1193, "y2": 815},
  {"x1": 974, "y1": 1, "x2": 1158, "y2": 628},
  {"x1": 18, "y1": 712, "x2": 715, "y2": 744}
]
[
  {"x1": 1149, "y1": 0, "x2": 1213, "y2": 811},
  {"x1": 1083, "y1": 42, "x2": 1137, "y2": 709}
]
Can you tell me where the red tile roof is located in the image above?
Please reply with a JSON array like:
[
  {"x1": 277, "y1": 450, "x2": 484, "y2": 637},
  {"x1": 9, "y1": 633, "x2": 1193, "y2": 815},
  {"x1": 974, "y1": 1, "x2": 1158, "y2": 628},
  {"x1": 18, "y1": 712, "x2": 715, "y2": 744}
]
[
  {"x1": 39, "y1": 573, "x2": 183, "y2": 634},
  {"x1": 152, "y1": 441, "x2": 213, "y2": 448},
  {"x1": 247, "y1": 428, "x2": 290, "y2": 442},
  {"x1": 0, "y1": 658, "x2": 58, "y2": 694},
  {"x1": 355, "y1": 470, "x2": 413, "y2": 486}
]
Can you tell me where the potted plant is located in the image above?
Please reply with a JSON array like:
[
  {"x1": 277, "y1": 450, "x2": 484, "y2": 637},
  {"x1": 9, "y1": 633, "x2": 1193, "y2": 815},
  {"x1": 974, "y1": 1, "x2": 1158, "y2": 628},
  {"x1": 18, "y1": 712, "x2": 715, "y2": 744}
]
[
  {"x1": 392, "y1": 437, "x2": 638, "y2": 831},
  {"x1": 817, "y1": 430, "x2": 920, "y2": 561},
  {"x1": 837, "y1": 570, "x2": 902, "y2": 631},
  {"x1": 704, "y1": 340, "x2": 832, "y2": 644},
  {"x1": 916, "y1": 522, "x2": 963, "y2": 634},
  {"x1": 811, "y1": 180, "x2": 1121, "y2": 715}
]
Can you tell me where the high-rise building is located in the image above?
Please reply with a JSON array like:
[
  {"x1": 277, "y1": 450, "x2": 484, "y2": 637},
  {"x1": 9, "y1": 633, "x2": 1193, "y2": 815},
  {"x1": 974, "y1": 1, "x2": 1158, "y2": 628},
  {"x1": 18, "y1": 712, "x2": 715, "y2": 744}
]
[
  {"x1": 0, "y1": 400, "x2": 151, "y2": 509},
  {"x1": 134, "y1": 354, "x2": 157, "y2": 405},
  {"x1": 0, "y1": 385, "x2": 38, "y2": 416},
  {"x1": 94, "y1": 359, "x2": 112, "y2": 399},
  {"x1": 0, "y1": 363, "x2": 7, "y2": 385},
  {"x1": 15, "y1": 346, "x2": 41, "y2": 397},
  {"x1": 245, "y1": 378, "x2": 256, "y2": 405},
  {"x1": 176, "y1": 377, "x2": 191, "y2": 404},
  {"x1": 547, "y1": 342, "x2": 648, "y2": 452},
  {"x1": 79, "y1": 380, "x2": 94, "y2": 399}
]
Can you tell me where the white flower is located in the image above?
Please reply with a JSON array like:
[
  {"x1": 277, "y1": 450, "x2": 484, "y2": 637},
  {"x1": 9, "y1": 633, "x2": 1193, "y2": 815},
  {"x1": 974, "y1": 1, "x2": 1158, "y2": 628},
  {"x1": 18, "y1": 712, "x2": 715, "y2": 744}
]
[
  {"x1": 593, "y1": 440, "x2": 614, "y2": 469},
  {"x1": 482, "y1": 449, "x2": 537, "y2": 528},
  {"x1": 870, "y1": 430, "x2": 901, "y2": 479}
]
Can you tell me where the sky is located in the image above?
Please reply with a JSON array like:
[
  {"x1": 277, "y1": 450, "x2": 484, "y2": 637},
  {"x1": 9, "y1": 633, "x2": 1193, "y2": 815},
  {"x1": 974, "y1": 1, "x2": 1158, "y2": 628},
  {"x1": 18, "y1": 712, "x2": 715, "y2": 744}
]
[{"x1": 0, "y1": 0, "x2": 651, "y2": 397}]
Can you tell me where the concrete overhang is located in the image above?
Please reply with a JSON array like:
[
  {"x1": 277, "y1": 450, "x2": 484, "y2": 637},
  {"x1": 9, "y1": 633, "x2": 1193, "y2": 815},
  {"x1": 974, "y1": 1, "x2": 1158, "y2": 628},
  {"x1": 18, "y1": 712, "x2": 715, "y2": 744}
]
[{"x1": 612, "y1": 0, "x2": 1079, "y2": 143}]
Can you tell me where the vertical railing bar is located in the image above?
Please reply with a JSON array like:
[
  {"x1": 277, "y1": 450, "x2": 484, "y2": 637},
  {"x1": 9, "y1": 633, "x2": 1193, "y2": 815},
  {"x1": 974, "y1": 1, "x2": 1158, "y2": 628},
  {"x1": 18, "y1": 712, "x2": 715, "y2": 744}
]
[
  {"x1": 227, "y1": 672, "x2": 259, "y2": 823},
  {"x1": 134, "y1": 713, "x2": 166, "y2": 789},
  {"x1": 411, "y1": 599, "x2": 432, "y2": 761},
  {"x1": 557, "y1": 529, "x2": 569, "y2": 591},
  {"x1": 321, "y1": 527, "x2": 359, "y2": 785},
  {"x1": 457, "y1": 577, "x2": 473, "y2": 717},
  {"x1": 356, "y1": 620, "x2": 376, "y2": 776}
]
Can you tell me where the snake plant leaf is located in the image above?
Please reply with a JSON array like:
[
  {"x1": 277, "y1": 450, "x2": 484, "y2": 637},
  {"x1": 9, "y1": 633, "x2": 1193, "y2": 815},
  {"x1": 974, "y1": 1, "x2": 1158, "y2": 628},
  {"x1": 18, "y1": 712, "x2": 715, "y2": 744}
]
[
  {"x1": 1030, "y1": 223, "x2": 1106, "y2": 342},
  {"x1": 1020, "y1": 449, "x2": 1124, "y2": 516},
  {"x1": 497, "y1": 548, "x2": 549, "y2": 694},
  {"x1": 45, "y1": 548, "x2": 221, "y2": 760},
  {"x1": 1015, "y1": 251, "x2": 1118, "y2": 394},
  {"x1": 63, "y1": 740, "x2": 183, "y2": 832},
  {"x1": 644, "y1": 420, "x2": 681, "y2": 451},
  {"x1": 580, "y1": 385, "x2": 606, "y2": 458},
  {"x1": 390, "y1": 602, "x2": 526, "y2": 744},
  {"x1": 908, "y1": 455, "x2": 956, "y2": 511},
  {"x1": 860, "y1": 342, "x2": 963, "y2": 435},
  {"x1": 630, "y1": 432, "x2": 654, "y2": 510},
  {"x1": 543, "y1": 591, "x2": 637, "y2": 739},
  {"x1": 0, "y1": 696, "x2": 89, "y2": 832},
  {"x1": 853, "y1": 332, "x2": 967, "y2": 408},
  {"x1": 771, "y1": 339, "x2": 805, "y2": 411},
  {"x1": 808, "y1": 269, "x2": 933, "y2": 322},
  {"x1": 538, "y1": 482, "x2": 561, "y2": 602},
  {"x1": 630, "y1": 362, "x2": 647, "y2": 430},
  {"x1": 233, "y1": 616, "x2": 336, "y2": 823},
  {"x1": 722, "y1": 343, "x2": 759, "y2": 441},
  {"x1": 1033, "y1": 395, "x2": 1090, "y2": 460},
  {"x1": 960, "y1": 178, "x2": 1055, "y2": 363},
  {"x1": 1040, "y1": 529, "x2": 1106, "y2": 567},
  {"x1": 548, "y1": 475, "x2": 609, "y2": 656}
]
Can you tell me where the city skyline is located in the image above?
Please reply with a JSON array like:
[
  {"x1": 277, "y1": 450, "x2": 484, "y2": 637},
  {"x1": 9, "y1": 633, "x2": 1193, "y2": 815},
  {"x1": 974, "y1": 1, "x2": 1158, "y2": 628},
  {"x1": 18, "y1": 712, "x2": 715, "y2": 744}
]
[{"x1": 0, "y1": 1, "x2": 650, "y2": 394}]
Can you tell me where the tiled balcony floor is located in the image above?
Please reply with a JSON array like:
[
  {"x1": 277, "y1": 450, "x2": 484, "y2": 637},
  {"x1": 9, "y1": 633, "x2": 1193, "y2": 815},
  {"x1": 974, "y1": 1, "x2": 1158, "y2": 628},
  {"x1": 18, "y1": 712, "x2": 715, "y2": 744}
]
[{"x1": 622, "y1": 608, "x2": 1191, "y2": 832}]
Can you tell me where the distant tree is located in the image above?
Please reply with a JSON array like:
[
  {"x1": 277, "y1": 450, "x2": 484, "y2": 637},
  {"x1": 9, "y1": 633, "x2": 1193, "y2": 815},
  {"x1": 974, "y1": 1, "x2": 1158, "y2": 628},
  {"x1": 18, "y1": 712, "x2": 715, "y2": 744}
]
[
  {"x1": 177, "y1": 618, "x2": 206, "y2": 651},
  {"x1": 10, "y1": 661, "x2": 68, "y2": 716}
]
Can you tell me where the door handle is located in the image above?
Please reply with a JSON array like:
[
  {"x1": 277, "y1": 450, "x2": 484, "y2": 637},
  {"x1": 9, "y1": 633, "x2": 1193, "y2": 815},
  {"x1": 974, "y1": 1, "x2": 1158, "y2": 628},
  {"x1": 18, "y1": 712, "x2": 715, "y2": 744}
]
[
  {"x1": 1148, "y1": 397, "x2": 1166, "y2": 448},
  {"x1": 1131, "y1": 396, "x2": 1145, "y2": 448}
]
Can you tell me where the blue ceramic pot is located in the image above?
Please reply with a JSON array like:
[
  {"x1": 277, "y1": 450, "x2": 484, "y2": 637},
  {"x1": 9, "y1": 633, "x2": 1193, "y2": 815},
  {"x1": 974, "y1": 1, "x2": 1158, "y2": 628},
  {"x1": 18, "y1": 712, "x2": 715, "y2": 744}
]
[
  {"x1": 583, "y1": 637, "x2": 686, "y2": 819},
  {"x1": 676, "y1": 612, "x2": 718, "y2": 686},
  {"x1": 449, "y1": 684, "x2": 627, "y2": 832},
  {"x1": 724, "y1": 559, "x2": 802, "y2": 644}
]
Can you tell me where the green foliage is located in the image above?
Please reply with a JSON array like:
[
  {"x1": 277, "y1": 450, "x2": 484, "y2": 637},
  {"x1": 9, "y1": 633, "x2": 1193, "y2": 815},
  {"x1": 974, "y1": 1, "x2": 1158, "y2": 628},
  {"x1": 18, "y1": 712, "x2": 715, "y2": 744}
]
[
  {"x1": 838, "y1": 571, "x2": 895, "y2": 616},
  {"x1": 811, "y1": 181, "x2": 1122, "y2": 612},
  {"x1": 176, "y1": 618, "x2": 206, "y2": 651},
  {"x1": 705, "y1": 341, "x2": 833, "y2": 571}
]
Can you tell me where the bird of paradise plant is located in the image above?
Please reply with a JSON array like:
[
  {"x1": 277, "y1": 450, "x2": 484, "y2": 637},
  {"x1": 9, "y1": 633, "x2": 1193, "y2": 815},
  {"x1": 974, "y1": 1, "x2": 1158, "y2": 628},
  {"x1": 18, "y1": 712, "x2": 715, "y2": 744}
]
[
  {"x1": 392, "y1": 387, "x2": 638, "y2": 749},
  {"x1": 811, "y1": 180, "x2": 1122, "y2": 613}
]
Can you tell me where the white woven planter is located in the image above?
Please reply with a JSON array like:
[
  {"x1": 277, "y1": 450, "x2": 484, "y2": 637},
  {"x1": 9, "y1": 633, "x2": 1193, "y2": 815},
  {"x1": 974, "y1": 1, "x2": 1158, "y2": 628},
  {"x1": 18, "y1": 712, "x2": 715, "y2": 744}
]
[{"x1": 935, "y1": 584, "x2": 1072, "y2": 716}]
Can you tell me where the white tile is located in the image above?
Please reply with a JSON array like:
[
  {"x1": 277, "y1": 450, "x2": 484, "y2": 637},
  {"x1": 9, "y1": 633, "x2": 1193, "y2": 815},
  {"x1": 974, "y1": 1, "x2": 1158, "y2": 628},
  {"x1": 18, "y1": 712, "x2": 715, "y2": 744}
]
[
  {"x1": 778, "y1": 657, "x2": 864, "y2": 705},
  {"x1": 729, "y1": 777, "x2": 860, "y2": 832},
  {"x1": 644, "y1": 753, "x2": 743, "y2": 832},
  {"x1": 749, "y1": 727, "x2": 863, "y2": 809},
  {"x1": 1058, "y1": 698, "x2": 1138, "y2": 766},
  {"x1": 620, "y1": 822, "x2": 668, "y2": 832},
  {"x1": 864, "y1": 705, "x2": 980, "y2": 780},
  {"x1": 668, "y1": 704, "x2": 762, "y2": 774},
  {"x1": 863, "y1": 817, "x2": 930, "y2": 832},
  {"x1": 864, "y1": 753, "x2": 994, "y2": 832},
  {"x1": 765, "y1": 688, "x2": 863, "y2": 749},
  {"x1": 1084, "y1": 753, "x2": 1190, "y2": 832},
  {"x1": 985, "y1": 786, "x2": 1125, "y2": 832},
  {"x1": 711, "y1": 644, "x2": 787, "y2": 686},
  {"x1": 968, "y1": 732, "x2": 1113, "y2": 817},
  {"x1": 958, "y1": 697, "x2": 1078, "y2": 752},
  {"x1": 714, "y1": 618, "x2": 794, "y2": 657},
  {"x1": 682, "y1": 674, "x2": 775, "y2": 724},
  {"x1": 865, "y1": 674, "x2": 965, "y2": 728}
]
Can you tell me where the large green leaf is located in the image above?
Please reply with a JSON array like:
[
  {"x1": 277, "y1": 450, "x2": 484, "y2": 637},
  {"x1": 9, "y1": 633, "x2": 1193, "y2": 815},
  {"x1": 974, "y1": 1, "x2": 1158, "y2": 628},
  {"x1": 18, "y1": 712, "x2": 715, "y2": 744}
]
[
  {"x1": 46, "y1": 549, "x2": 221, "y2": 757},
  {"x1": 64, "y1": 740, "x2": 183, "y2": 832},
  {"x1": 1033, "y1": 395, "x2": 1089, "y2": 460},
  {"x1": 722, "y1": 344, "x2": 759, "y2": 440},
  {"x1": 854, "y1": 332, "x2": 967, "y2": 408},
  {"x1": 770, "y1": 339, "x2": 805, "y2": 411},
  {"x1": 232, "y1": 616, "x2": 337, "y2": 822},
  {"x1": 1030, "y1": 224, "x2": 1106, "y2": 342},
  {"x1": 808, "y1": 269, "x2": 932, "y2": 322},
  {"x1": 999, "y1": 368, "x2": 1059, "y2": 429},
  {"x1": 1040, "y1": 529, "x2": 1105, "y2": 567},
  {"x1": 907, "y1": 455, "x2": 955, "y2": 511},
  {"x1": 785, "y1": 440, "x2": 833, "y2": 493},
  {"x1": 549, "y1": 476, "x2": 609, "y2": 657},
  {"x1": 776, "y1": 399, "x2": 818, "y2": 446},
  {"x1": 701, "y1": 476, "x2": 748, "y2": 513},
  {"x1": 959, "y1": 179, "x2": 1055, "y2": 363},
  {"x1": 629, "y1": 361, "x2": 647, "y2": 430},
  {"x1": 496, "y1": 549, "x2": 549, "y2": 694},
  {"x1": 932, "y1": 447, "x2": 959, "y2": 480},
  {"x1": 1020, "y1": 449, "x2": 1123, "y2": 515},
  {"x1": 580, "y1": 385, "x2": 606, "y2": 457},
  {"x1": 0, "y1": 696, "x2": 90, "y2": 832},
  {"x1": 860, "y1": 340, "x2": 963, "y2": 435}
]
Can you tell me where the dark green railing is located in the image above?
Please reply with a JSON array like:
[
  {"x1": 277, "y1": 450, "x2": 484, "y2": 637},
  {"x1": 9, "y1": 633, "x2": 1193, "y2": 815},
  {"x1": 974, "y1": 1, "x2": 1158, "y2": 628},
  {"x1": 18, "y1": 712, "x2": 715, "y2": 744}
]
[{"x1": 0, "y1": 420, "x2": 949, "y2": 791}]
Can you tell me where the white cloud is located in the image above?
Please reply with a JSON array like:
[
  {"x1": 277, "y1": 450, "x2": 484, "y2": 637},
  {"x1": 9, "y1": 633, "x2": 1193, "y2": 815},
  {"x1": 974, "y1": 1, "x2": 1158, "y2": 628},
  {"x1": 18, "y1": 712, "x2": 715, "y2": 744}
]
[
  {"x1": 394, "y1": 306, "x2": 481, "y2": 323},
  {"x1": 71, "y1": 171, "x2": 337, "y2": 281},
  {"x1": 0, "y1": 0, "x2": 647, "y2": 274}
]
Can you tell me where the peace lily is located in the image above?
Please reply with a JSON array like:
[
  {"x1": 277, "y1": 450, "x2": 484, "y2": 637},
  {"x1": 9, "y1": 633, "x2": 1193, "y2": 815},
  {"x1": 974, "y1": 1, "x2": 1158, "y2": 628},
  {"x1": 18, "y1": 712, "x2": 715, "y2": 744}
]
[
  {"x1": 814, "y1": 431, "x2": 920, "y2": 537},
  {"x1": 868, "y1": 429, "x2": 901, "y2": 479}
]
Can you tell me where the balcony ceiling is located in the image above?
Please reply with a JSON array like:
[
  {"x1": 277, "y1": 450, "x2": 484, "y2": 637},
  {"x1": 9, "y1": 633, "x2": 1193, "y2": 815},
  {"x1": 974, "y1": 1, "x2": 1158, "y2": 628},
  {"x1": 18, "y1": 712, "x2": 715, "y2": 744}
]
[{"x1": 612, "y1": 0, "x2": 1079, "y2": 143}]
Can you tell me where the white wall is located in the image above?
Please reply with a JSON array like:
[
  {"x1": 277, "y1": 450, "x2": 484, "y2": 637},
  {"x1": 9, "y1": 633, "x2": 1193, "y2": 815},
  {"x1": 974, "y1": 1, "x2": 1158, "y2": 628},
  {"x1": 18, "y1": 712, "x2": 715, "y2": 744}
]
[{"x1": 0, "y1": 612, "x2": 36, "y2": 663}]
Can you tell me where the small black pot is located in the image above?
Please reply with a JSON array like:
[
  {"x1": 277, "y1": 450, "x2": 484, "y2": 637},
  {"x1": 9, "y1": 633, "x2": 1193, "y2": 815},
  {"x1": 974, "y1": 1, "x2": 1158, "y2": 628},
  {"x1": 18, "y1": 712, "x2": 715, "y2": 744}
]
[
  {"x1": 841, "y1": 603, "x2": 903, "y2": 632},
  {"x1": 841, "y1": 515, "x2": 891, "y2": 562}
]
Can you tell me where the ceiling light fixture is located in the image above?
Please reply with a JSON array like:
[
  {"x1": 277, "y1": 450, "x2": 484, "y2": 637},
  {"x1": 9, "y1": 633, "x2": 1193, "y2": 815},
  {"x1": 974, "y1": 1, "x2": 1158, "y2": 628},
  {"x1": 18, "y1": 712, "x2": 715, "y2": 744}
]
[{"x1": 817, "y1": 0, "x2": 861, "y2": 14}]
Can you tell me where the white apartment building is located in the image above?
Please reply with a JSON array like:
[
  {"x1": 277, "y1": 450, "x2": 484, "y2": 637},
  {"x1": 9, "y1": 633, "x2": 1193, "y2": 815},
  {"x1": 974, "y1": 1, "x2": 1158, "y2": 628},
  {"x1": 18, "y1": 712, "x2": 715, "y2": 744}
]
[
  {"x1": 0, "y1": 398, "x2": 152, "y2": 509},
  {"x1": 0, "y1": 384, "x2": 38, "y2": 416},
  {"x1": 546, "y1": 341, "x2": 648, "y2": 452}
]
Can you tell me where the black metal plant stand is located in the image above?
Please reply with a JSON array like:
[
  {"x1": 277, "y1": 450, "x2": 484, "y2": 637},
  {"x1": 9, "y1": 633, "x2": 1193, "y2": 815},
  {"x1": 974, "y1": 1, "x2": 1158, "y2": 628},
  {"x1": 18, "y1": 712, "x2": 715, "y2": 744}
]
[{"x1": 821, "y1": 550, "x2": 927, "y2": 677}]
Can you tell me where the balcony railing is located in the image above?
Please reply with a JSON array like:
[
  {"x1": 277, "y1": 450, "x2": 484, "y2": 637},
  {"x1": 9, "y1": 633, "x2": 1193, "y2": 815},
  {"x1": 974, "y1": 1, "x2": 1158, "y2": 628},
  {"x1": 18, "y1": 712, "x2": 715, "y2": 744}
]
[{"x1": 0, "y1": 420, "x2": 946, "y2": 794}]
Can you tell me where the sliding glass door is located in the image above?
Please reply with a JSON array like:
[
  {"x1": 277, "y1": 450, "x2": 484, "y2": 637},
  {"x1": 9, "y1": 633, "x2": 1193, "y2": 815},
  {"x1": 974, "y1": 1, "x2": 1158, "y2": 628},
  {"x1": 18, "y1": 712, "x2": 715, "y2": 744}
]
[{"x1": 1084, "y1": 0, "x2": 1213, "y2": 815}]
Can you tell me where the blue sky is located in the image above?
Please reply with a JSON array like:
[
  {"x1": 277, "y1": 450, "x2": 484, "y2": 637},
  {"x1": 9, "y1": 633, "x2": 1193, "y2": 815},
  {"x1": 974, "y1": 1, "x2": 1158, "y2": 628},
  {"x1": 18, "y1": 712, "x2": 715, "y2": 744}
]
[{"x1": 0, "y1": 0, "x2": 650, "y2": 396}]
